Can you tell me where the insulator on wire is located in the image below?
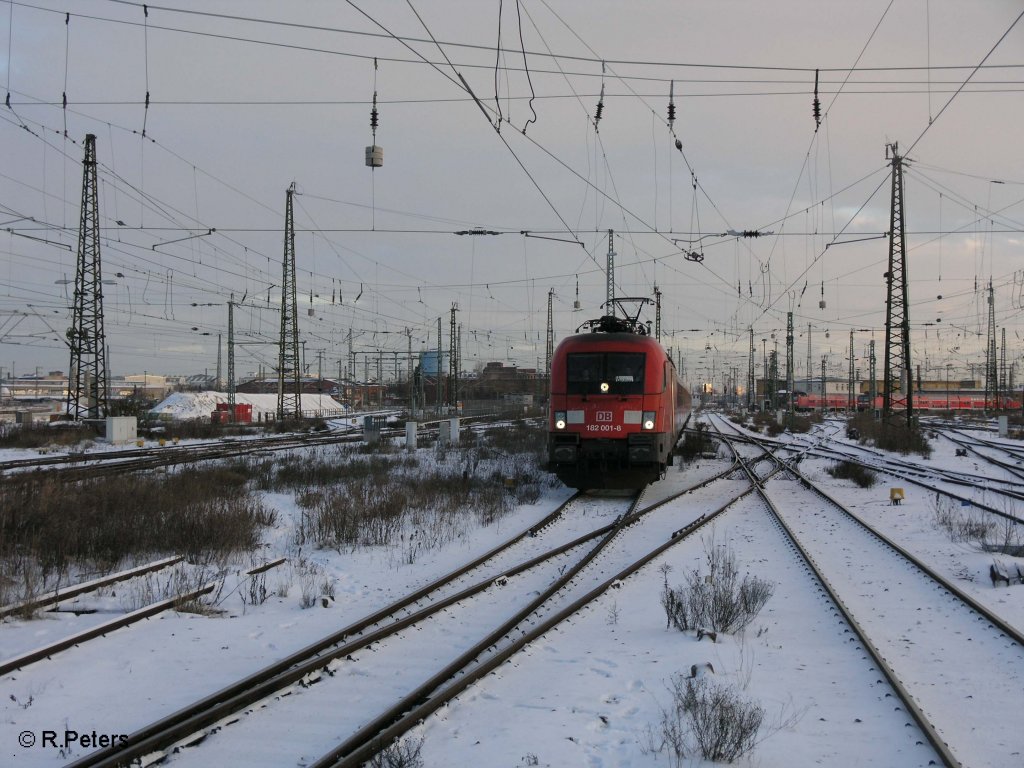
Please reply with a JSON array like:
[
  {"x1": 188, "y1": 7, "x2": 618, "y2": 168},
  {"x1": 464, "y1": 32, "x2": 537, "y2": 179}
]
[
  {"x1": 812, "y1": 69, "x2": 821, "y2": 130},
  {"x1": 365, "y1": 58, "x2": 383, "y2": 168},
  {"x1": 667, "y1": 81, "x2": 676, "y2": 127},
  {"x1": 594, "y1": 61, "x2": 605, "y2": 130}
]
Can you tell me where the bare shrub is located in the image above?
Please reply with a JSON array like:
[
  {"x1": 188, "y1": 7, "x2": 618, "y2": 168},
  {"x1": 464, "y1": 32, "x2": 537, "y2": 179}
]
[
  {"x1": 826, "y1": 460, "x2": 877, "y2": 488},
  {"x1": 677, "y1": 674, "x2": 764, "y2": 762},
  {"x1": 847, "y1": 413, "x2": 932, "y2": 457},
  {"x1": 366, "y1": 735, "x2": 424, "y2": 768},
  {"x1": 932, "y1": 496, "x2": 995, "y2": 544},
  {"x1": 674, "y1": 423, "x2": 711, "y2": 462},
  {"x1": 242, "y1": 565, "x2": 269, "y2": 608},
  {"x1": 645, "y1": 674, "x2": 764, "y2": 765},
  {"x1": 981, "y1": 515, "x2": 1024, "y2": 556},
  {"x1": 786, "y1": 415, "x2": 813, "y2": 434},
  {"x1": 662, "y1": 541, "x2": 774, "y2": 634}
]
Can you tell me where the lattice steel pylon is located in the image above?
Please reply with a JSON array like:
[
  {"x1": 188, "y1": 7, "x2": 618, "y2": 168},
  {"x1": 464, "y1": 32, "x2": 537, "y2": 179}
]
[
  {"x1": 605, "y1": 229, "x2": 615, "y2": 314},
  {"x1": 984, "y1": 280, "x2": 997, "y2": 411},
  {"x1": 785, "y1": 312, "x2": 794, "y2": 425},
  {"x1": 449, "y1": 303, "x2": 459, "y2": 407},
  {"x1": 227, "y1": 296, "x2": 236, "y2": 410},
  {"x1": 869, "y1": 339, "x2": 877, "y2": 415},
  {"x1": 1000, "y1": 326, "x2": 1007, "y2": 409},
  {"x1": 806, "y1": 324, "x2": 812, "y2": 394},
  {"x1": 747, "y1": 327, "x2": 755, "y2": 410},
  {"x1": 848, "y1": 330, "x2": 855, "y2": 412},
  {"x1": 66, "y1": 134, "x2": 109, "y2": 420},
  {"x1": 654, "y1": 284, "x2": 662, "y2": 341},
  {"x1": 882, "y1": 143, "x2": 912, "y2": 425},
  {"x1": 545, "y1": 288, "x2": 554, "y2": 378},
  {"x1": 277, "y1": 183, "x2": 301, "y2": 420}
]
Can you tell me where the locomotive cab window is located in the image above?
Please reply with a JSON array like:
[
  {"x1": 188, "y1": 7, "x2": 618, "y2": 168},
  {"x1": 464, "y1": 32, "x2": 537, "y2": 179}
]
[{"x1": 567, "y1": 352, "x2": 645, "y2": 395}]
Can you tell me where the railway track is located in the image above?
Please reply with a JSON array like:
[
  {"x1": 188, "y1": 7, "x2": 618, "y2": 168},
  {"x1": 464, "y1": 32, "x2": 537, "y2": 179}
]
[
  {"x1": 713, "y1": 423, "x2": 1024, "y2": 766},
  {"x1": 710, "y1": 417, "x2": 1024, "y2": 524},
  {"x1": 0, "y1": 559, "x2": 285, "y2": 677},
  {"x1": 0, "y1": 414, "x2": 504, "y2": 482},
  {"x1": 66, "y1": 464, "x2": 750, "y2": 768},
  {"x1": 933, "y1": 426, "x2": 1024, "y2": 484},
  {"x1": 0, "y1": 555, "x2": 185, "y2": 620}
]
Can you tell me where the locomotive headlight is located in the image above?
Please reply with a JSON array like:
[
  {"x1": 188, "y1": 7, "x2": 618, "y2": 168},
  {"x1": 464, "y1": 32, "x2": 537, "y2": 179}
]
[
  {"x1": 554, "y1": 411, "x2": 567, "y2": 430},
  {"x1": 599, "y1": 382, "x2": 610, "y2": 393},
  {"x1": 642, "y1": 411, "x2": 656, "y2": 430}
]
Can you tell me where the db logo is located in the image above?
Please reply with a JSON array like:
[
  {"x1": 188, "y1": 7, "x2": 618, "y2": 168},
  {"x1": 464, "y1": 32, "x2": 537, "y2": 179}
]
[{"x1": 595, "y1": 411, "x2": 613, "y2": 422}]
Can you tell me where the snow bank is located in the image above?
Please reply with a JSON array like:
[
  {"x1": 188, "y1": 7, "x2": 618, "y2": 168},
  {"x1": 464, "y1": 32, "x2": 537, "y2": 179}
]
[{"x1": 148, "y1": 391, "x2": 348, "y2": 421}]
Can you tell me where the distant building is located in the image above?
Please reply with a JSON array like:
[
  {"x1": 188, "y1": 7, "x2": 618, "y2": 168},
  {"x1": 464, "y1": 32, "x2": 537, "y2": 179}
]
[
  {"x1": 461, "y1": 362, "x2": 546, "y2": 400},
  {"x1": 119, "y1": 374, "x2": 171, "y2": 400}
]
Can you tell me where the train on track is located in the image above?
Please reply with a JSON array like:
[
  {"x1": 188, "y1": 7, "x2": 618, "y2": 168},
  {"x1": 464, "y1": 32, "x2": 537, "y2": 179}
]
[
  {"x1": 792, "y1": 392, "x2": 1022, "y2": 412},
  {"x1": 548, "y1": 303, "x2": 691, "y2": 490}
]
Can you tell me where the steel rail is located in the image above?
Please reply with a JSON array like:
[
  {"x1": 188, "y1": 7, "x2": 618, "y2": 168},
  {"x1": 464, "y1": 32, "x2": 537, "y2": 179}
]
[
  {"x1": 0, "y1": 555, "x2": 184, "y2": 620},
  {"x1": 779, "y1": 454, "x2": 1024, "y2": 646},
  {"x1": 934, "y1": 427, "x2": 1024, "y2": 484},
  {"x1": 2, "y1": 561, "x2": 286, "y2": 675},
  {"x1": 314, "y1": 467, "x2": 763, "y2": 768},
  {"x1": 71, "y1": 521, "x2": 617, "y2": 768},
  {"x1": 723, "y1": 441, "x2": 959, "y2": 768},
  {"x1": 712, "y1": 421, "x2": 1024, "y2": 641},
  {"x1": 65, "y1": 492, "x2": 583, "y2": 768},
  {"x1": 70, "y1": 466, "x2": 743, "y2": 768},
  {"x1": 713, "y1": 422, "x2": 1024, "y2": 523},
  {"x1": 0, "y1": 413, "x2": 505, "y2": 480},
  {"x1": 0, "y1": 582, "x2": 217, "y2": 677},
  {"x1": 285, "y1": 489, "x2": 649, "y2": 768}
]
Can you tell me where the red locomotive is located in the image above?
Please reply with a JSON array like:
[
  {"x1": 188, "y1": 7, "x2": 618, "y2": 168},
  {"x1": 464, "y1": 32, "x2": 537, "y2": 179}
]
[{"x1": 548, "y1": 305, "x2": 691, "y2": 490}]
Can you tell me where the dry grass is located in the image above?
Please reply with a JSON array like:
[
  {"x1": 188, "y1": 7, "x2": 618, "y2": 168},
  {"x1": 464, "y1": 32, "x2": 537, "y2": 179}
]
[
  {"x1": 0, "y1": 465, "x2": 275, "y2": 606},
  {"x1": 279, "y1": 427, "x2": 552, "y2": 554},
  {"x1": 0, "y1": 422, "x2": 95, "y2": 450},
  {"x1": 0, "y1": 420, "x2": 554, "y2": 608}
]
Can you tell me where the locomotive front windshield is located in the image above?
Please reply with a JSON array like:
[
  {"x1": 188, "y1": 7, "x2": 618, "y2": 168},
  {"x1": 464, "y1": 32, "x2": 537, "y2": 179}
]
[{"x1": 566, "y1": 352, "x2": 645, "y2": 395}]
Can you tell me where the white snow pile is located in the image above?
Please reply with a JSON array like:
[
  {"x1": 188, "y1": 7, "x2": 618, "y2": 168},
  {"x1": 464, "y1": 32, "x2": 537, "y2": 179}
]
[{"x1": 148, "y1": 391, "x2": 348, "y2": 421}]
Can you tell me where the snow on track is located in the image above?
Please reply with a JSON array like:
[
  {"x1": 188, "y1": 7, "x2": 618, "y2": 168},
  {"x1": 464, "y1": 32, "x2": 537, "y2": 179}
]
[{"x1": 764, "y1": 475, "x2": 1024, "y2": 768}]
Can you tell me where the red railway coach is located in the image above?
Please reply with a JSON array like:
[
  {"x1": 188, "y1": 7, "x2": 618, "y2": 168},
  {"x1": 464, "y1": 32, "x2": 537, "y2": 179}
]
[{"x1": 548, "y1": 318, "x2": 691, "y2": 489}]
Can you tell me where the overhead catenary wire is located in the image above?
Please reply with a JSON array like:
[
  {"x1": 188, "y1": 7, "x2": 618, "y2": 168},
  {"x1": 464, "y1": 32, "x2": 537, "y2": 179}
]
[
  {"x1": 4, "y1": 1, "x2": 1019, "y2": 376},
  {"x1": 142, "y1": 3, "x2": 150, "y2": 138},
  {"x1": 346, "y1": 0, "x2": 585, "y2": 248},
  {"x1": 63, "y1": 0, "x2": 1024, "y2": 75}
]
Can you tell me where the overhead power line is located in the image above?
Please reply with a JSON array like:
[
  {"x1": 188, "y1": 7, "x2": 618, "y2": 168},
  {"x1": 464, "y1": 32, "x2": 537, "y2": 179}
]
[{"x1": 9, "y1": 1, "x2": 1023, "y2": 77}]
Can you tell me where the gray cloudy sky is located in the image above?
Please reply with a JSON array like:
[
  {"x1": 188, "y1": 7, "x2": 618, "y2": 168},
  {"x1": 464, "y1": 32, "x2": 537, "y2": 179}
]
[{"x1": 2, "y1": 0, "x2": 1023, "y2": 390}]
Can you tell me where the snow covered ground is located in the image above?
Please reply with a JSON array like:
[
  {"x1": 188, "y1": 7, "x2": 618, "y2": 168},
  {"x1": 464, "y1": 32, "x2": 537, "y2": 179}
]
[{"x1": 2, "y1": 414, "x2": 1023, "y2": 767}]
